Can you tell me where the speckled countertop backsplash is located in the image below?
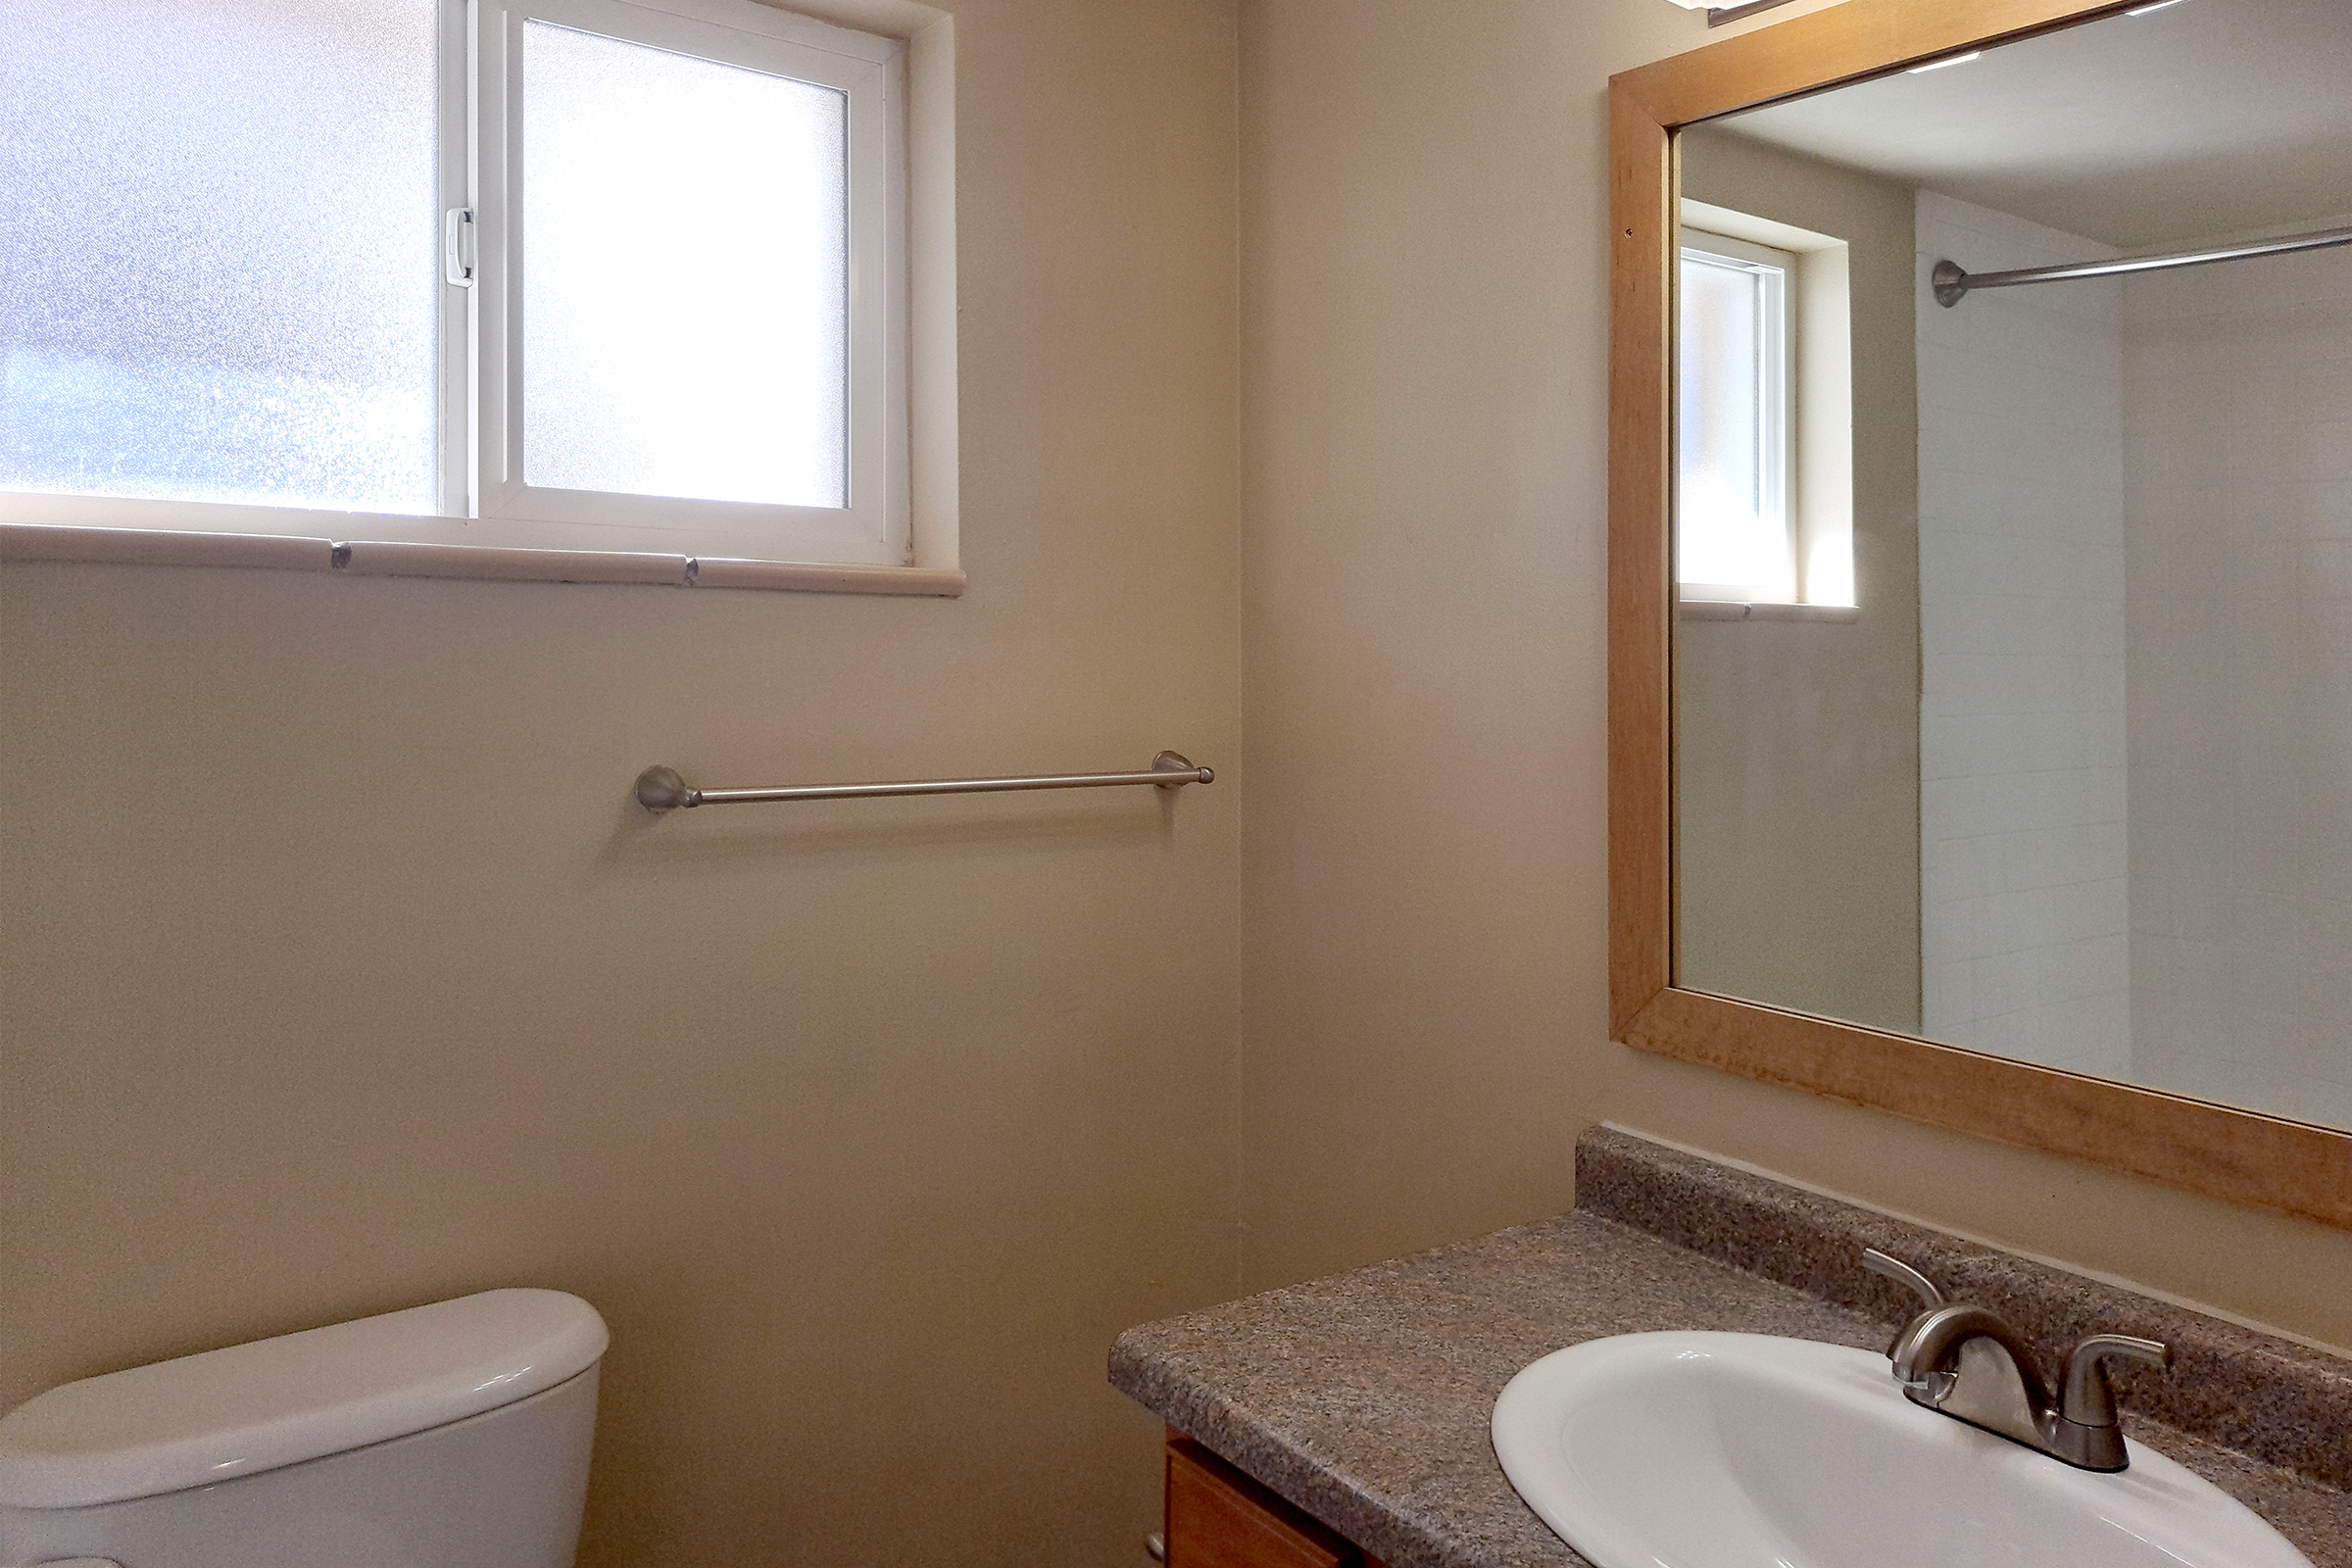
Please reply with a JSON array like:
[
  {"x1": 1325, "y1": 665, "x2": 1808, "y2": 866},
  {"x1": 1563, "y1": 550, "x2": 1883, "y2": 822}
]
[{"x1": 1109, "y1": 1127, "x2": 2352, "y2": 1568}]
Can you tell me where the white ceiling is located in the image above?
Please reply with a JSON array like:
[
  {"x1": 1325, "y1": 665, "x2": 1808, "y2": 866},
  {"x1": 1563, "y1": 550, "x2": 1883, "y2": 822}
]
[{"x1": 1708, "y1": 0, "x2": 2352, "y2": 248}]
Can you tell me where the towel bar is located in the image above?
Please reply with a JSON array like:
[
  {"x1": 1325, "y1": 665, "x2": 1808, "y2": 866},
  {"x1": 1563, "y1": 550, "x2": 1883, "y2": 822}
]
[{"x1": 634, "y1": 752, "x2": 1212, "y2": 810}]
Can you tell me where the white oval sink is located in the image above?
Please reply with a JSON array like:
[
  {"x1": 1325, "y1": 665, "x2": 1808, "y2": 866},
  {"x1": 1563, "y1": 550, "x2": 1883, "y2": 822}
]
[{"x1": 1491, "y1": 1332, "x2": 2311, "y2": 1568}]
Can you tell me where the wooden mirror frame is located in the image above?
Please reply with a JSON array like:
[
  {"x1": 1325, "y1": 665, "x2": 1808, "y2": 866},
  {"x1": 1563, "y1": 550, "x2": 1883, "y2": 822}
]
[{"x1": 1607, "y1": 0, "x2": 2352, "y2": 1230}]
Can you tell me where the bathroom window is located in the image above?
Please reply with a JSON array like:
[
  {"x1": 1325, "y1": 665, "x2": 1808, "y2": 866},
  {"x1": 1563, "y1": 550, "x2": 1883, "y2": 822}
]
[
  {"x1": 1675, "y1": 205, "x2": 1856, "y2": 614},
  {"x1": 0, "y1": 0, "x2": 446, "y2": 517},
  {"x1": 0, "y1": 0, "x2": 945, "y2": 580},
  {"x1": 1678, "y1": 231, "x2": 1796, "y2": 604}
]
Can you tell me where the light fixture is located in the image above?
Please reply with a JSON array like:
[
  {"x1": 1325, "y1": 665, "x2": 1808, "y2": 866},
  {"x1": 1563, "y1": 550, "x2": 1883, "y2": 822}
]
[
  {"x1": 1661, "y1": 0, "x2": 1804, "y2": 27},
  {"x1": 1906, "y1": 50, "x2": 1983, "y2": 74},
  {"x1": 2126, "y1": 0, "x2": 2193, "y2": 14}
]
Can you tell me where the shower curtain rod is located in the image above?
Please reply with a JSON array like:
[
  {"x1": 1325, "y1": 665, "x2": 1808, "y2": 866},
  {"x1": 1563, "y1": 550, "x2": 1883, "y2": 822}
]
[{"x1": 1932, "y1": 222, "x2": 2352, "y2": 306}]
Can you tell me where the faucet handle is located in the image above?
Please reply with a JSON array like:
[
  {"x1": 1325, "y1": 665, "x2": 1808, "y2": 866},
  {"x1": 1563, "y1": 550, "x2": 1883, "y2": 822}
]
[
  {"x1": 1862, "y1": 1250, "x2": 1948, "y2": 1363},
  {"x1": 1862, "y1": 1249, "x2": 1946, "y2": 1312},
  {"x1": 2060, "y1": 1334, "x2": 2172, "y2": 1428}
]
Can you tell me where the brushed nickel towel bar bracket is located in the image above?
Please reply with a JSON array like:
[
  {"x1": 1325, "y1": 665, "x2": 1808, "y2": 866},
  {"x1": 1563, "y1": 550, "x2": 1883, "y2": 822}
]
[
  {"x1": 1934, "y1": 223, "x2": 2352, "y2": 306},
  {"x1": 634, "y1": 752, "x2": 1212, "y2": 811}
]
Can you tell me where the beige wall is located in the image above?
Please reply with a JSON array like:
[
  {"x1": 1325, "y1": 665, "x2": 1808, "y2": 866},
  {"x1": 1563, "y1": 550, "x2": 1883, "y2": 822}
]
[
  {"x1": 1673, "y1": 126, "x2": 1921, "y2": 1035},
  {"x1": 1235, "y1": 0, "x2": 2352, "y2": 1349},
  {"x1": 0, "y1": 3, "x2": 1240, "y2": 1564}
]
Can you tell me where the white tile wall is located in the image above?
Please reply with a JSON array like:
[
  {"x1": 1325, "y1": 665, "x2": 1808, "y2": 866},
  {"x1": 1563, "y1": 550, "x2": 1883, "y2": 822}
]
[
  {"x1": 1916, "y1": 189, "x2": 2352, "y2": 1126},
  {"x1": 1917, "y1": 192, "x2": 2131, "y2": 1076},
  {"x1": 2123, "y1": 223, "x2": 2352, "y2": 1130}
]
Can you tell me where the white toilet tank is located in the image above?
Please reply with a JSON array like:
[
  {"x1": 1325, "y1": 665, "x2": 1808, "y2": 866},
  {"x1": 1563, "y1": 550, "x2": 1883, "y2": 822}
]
[{"x1": 0, "y1": 1289, "x2": 608, "y2": 1568}]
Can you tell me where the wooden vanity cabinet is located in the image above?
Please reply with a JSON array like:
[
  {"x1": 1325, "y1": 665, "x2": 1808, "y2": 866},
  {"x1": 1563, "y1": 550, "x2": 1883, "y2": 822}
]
[{"x1": 1162, "y1": 1433, "x2": 1392, "y2": 1568}]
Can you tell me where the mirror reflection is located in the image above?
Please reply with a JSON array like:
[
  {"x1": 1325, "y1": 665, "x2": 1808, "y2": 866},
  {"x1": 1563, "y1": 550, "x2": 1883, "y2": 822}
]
[{"x1": 1672, "y1": 0, "x2": 2352, "y2": 1131}]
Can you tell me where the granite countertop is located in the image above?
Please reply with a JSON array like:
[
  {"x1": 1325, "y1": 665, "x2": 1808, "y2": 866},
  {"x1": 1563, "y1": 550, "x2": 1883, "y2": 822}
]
[{"x1": 1109, "y1": 1132, "x2": 2352, "y2": 1568}]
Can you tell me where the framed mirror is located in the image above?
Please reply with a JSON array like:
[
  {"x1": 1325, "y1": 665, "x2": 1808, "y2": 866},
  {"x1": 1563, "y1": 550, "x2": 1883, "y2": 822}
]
[{"x1": 1608, "y1": 0, "x2": 2352, "y2": 1227}]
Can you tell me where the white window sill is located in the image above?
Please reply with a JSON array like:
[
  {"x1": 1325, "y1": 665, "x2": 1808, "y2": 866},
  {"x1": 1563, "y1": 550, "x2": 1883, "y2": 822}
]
[
  {"x1": 1679, "y1": 597, "x2": 1858, "y2": 623},
  {"x1": 0, "y1": 523, "x2": 965, "y2": 597}
]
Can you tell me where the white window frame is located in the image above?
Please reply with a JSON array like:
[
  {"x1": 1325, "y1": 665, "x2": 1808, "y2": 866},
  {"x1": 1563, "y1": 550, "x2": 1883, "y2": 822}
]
[
  {"x1": 0, "y1": 0, "x2": 958, "y2": 594},
  {"x1": 475, "y1": 0, "x2": 906, "y2": 564},
  {"x1": 1676, "y1": 227, "x2": 1797, "y2": 606}
]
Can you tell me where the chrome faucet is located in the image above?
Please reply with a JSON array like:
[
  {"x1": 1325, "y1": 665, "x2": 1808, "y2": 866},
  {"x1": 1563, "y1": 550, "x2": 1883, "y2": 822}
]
[{"x1": 1861, "y1": 1249, "x2": 2171, "y2": 1472}]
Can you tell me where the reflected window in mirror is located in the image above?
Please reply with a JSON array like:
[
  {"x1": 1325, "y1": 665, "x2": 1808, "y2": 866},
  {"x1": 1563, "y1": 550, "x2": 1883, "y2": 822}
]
[
  {"x1": 1676, "y1": 202, "x2": 1857, "y2": 616},
  {"x1": 1680, "y1": 230, "x2": 1795, "y2": 603}
]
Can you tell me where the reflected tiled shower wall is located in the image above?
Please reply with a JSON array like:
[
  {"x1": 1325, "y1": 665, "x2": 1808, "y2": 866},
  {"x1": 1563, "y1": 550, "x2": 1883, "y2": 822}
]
[
  {"x1": 2123, "y1": 230, "x2": 2352, "y2": 1129},
  {"x1": 1915, "y1": 192, "x2": 2132, "y2": 1076}
]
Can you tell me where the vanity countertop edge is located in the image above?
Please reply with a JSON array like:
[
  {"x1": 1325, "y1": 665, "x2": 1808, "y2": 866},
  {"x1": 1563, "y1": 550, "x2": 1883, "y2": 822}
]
[{"x1": 1107, "y1": 1128, "x2": 2352, "y2": 1568}]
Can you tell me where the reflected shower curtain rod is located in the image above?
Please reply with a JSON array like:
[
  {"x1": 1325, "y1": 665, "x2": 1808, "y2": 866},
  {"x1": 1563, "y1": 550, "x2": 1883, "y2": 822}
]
[{"x1": 1932, "y1": 222, "x2": 2352, "y2": 306}]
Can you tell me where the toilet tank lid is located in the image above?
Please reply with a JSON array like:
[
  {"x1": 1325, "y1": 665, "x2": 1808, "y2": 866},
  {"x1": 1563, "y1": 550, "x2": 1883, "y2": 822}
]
[{"x1": 0, "y1": 1289, "x2": 608, "y2": 1510}]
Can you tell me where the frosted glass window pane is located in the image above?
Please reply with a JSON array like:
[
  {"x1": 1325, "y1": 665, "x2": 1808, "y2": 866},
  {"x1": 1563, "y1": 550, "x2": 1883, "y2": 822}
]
[
  {"x1": 0, "y1": 0, "x2": 440, "y2": 514},
  {"x1": 1679, "y1": 252, "x2": 1782, "y2": 593},
  {"x1": 522, "y1": 23, "x2": 849, "y2": 508}
]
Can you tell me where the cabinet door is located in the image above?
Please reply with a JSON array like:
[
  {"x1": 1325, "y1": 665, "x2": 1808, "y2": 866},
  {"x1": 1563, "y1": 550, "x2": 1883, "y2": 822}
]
[{"x1": 1164, "y1": 1435, "x2": 1382, "y2": 1568}]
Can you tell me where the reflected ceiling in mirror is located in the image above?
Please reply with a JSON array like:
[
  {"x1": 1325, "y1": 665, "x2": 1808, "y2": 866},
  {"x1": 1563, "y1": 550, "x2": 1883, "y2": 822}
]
[{"x1": 1670, "y1": 0, "x2": 2352, "y2": 1135}]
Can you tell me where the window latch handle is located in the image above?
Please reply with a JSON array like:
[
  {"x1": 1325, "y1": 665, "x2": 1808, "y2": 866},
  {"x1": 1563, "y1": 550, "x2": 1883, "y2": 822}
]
[{"x1": 443, "y1": 208, "x2": 476, "y2": 287}]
